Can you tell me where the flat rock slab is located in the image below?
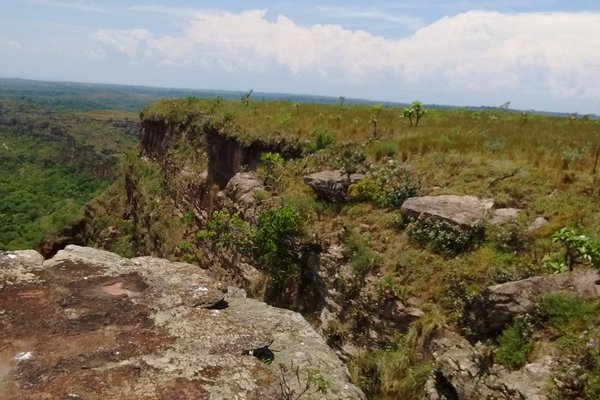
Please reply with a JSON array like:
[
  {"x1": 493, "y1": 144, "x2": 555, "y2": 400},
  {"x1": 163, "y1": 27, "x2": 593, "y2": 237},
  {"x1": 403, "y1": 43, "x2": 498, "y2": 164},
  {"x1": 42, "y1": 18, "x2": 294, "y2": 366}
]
[
  {"x1": 401, "y1": 195, "x2": 494, "y2": 229},
  {"x1": 0, "y1": 246, "x2": 364, "y2": 400}
]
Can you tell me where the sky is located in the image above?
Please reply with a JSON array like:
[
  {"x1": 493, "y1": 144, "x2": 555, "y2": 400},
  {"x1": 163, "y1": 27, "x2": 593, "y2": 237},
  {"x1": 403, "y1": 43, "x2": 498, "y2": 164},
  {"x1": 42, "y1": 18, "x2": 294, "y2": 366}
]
[{"x1": 1, "y1": 1, "x2": 600, "y2": 113}]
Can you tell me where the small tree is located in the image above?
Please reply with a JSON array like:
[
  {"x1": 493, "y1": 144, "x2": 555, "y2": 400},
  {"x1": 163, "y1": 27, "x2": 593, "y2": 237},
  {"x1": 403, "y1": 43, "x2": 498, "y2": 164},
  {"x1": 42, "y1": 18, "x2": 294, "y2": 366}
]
[
  {"x1": 548, "y1": 227, "x2": 600, "y2": 272},
  {"x1": 260, "y1": 152, "x2": 285, "y2": 191},
  {"x1": 369, "y1": 104, "x2": 384, "y2": 136},
  {"x1": 402, "y1": 101, "x2": 427, "y2": 127},
  {"x1": 241, "y1": 89, "x2": 253, "y2": 107}
]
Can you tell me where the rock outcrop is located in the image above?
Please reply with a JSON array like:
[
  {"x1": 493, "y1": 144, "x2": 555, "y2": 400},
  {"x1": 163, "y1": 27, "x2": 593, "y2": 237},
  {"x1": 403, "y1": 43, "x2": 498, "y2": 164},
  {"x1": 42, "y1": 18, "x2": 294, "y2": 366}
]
[
  {"x1": 0, "y1": 246, "x2": 364, "y2": 400},
  {"x1": 224, "y1": 172, "x2": 264, "y2": 221},
  {"x1": 400, "y1": 195, "x2": 494, "y2": 229},
  {"x1": 304, "y1": 170, "x2": 364, "y2": 203},
  {"x1": 465, "y1": 269, "x2": 600, "y2": 335},
  {"x1": 426, "y1": 333, "x2": 553, "y2": 400}
]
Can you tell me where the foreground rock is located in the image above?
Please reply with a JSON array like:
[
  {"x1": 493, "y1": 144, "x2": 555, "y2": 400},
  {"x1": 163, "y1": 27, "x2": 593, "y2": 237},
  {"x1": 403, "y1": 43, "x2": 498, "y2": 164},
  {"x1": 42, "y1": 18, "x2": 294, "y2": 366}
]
[
  {"x1": 0, "y1": 246, "x2": 364, "y2": 400},
  {"x1": 304, "y1": 170, "x2": 364, "y2": 203},
  {"x1": 465, "y1": 269, "x2": 600, "y2": 335},
  {"x1": 426, "y1": 333, "x2": 553, "y2": 400},
  {"x1": 401, "y1": 195, "x2": 493, "y2": 229}
]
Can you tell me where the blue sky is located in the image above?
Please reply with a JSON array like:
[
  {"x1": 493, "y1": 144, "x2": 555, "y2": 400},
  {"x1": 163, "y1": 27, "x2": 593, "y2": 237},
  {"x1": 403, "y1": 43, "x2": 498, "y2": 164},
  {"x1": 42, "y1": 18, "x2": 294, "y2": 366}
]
[{"x1": 1, "y1": 1, "x2": 600, "y2": 113}]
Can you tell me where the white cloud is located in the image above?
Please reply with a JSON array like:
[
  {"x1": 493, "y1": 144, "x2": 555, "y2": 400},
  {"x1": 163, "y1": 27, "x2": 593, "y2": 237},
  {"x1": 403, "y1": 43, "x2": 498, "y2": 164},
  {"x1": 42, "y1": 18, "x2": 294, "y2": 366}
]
[
  {"x1": 93, "y1": 9, "x2": 600, "y2": 102},
  {"x1": 93, "y1": 29, "x2": 152, "y2": 60}
]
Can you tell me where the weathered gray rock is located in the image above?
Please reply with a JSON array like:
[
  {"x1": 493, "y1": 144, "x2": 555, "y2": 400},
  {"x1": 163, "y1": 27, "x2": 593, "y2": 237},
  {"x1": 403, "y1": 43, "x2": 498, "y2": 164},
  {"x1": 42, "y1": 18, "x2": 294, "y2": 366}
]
[
  {"x1": 491, "y1": 208, "x2": 521, "y2": 226},
  {"x1": 0, "y1": 245, "x2": 364, "y2": 400},
  {"x1": 304, "y1": 170, "x2": 363, "y2": 203},
  {"x1": 224, "y1": 172, "x2": 264, "y2": 220},
  {"x1": 528, "y1": 216, "x2": 549, "y2": 232},
  {"x1": 401, "y1": 195, "x2": 494, "y2": 229},
  {"x1": 465, "y1": 269, "x2": 600, "y2": 335},
  {"x1": 426, "y1": 333, "x2": 553, "y2": 400},
  {"x1": 0, "y1": 250, "x2": 44, "y2": 285}
]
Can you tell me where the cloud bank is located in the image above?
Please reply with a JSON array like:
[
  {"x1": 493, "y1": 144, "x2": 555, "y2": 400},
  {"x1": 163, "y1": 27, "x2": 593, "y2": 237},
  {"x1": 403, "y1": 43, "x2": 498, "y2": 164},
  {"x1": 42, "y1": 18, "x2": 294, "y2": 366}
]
[{"x1": 94, "y1": 9, "x2": 600, "y2": 108}]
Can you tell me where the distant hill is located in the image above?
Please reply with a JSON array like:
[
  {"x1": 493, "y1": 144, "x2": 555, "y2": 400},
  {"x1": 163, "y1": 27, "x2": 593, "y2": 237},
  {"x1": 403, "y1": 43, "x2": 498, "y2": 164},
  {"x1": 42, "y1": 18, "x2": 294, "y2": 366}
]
[{"x1": 0, "y1": 77, "x2": 597, "y2": 119}]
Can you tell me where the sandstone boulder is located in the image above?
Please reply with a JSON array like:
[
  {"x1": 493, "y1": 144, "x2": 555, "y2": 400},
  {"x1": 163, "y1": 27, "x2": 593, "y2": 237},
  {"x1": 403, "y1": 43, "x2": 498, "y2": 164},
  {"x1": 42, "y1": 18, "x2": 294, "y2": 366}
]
[
  {"x1": 426, "y1": 333, "x2": 553, "y2": 400},
  {"x1": 0, "y1": 245, "x2": 364, "y2": 400},
  {"x1": 465, "y1": 269, "x2": 600, "y2": 335},
  {"x1": 304, "y1": 170, "x2": 363, "y2": 203},
  {"x1": 400, "y1": 195, "x2": 494, "y2": 229}
]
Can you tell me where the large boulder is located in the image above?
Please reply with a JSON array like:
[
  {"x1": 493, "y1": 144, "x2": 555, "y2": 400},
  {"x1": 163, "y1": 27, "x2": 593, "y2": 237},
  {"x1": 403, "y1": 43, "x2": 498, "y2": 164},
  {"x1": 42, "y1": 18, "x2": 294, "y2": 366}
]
[
  {"x1": 0, "y1": 245, "x2": 364, "y2": 400},
  {"x1": 401, "y1": 195, "x2": 494, "y2": 229},
  {"x1": 426, "y1": 333, "x2": 553, "y2": 400},
  {"x1": 465, "y1": 269, "x2": 600, "y2": 335},
  {"x1": 304, "y1": 170, "x2": 363, "y2": 203}
]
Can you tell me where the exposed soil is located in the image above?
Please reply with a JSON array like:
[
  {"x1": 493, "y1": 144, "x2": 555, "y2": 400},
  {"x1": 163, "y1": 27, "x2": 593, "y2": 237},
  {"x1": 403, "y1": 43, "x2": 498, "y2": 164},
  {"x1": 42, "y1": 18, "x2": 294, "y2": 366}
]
[{"x1": 0, "y1": 260, "x2": 175, "y2": 399}]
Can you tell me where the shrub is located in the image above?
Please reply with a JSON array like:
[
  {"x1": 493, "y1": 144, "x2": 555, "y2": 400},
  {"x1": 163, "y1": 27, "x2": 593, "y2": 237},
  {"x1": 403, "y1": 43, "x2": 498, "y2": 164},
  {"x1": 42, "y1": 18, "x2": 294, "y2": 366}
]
[
  {"x1": 347, "y1": 167, "x2": 421, "y2": 209},
  {"x1": 253, "y1": 204, "x2": 300, "y2": 286},
  {"x1": 406, "y1": 216, "x2": 483, "y2": 256},
  {"x1": 494, "y1": 316, "x2": 533, "y2": 369},
  {"x1": 197, "y1": 210, "x2": 253, "y2": 252},
  {"x1": 489, "y1": 218, "x2": 532, "y2": 253},
  {"x1": 343, "y1": 229, "x2": 379, "y2": 280},
  {"x1": 310, "y1": 128, "x2": 334, "y2": 151}
]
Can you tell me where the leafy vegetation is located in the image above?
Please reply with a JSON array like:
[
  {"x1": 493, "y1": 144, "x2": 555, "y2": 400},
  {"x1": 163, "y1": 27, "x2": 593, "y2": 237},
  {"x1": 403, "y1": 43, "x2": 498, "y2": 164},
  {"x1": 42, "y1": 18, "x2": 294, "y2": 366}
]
[
  {"x1": 253, "y1": 204, "x2": 301, "y2": 286},
  {"x1": 494, "y1": 316, "x2": 533, "y2": 369}
]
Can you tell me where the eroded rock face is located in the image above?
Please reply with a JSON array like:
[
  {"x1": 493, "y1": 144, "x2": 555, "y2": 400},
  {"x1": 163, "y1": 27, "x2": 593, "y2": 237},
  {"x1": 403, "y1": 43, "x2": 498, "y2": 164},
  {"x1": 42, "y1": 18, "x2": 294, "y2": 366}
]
[
  {"x1": 304, "y1": 170, "x2": 364, "y2": 203},
  {"x1": 0, "y1": 245, "x2": 364, "y2": 400},
  {"x1": 426, "y1": 334, "x2": 553, "y2": 400},
  {"x1": 465, "y1": 269, "x2": 600, "y2": 336},
  {"x1": 401, "y1": 195, "x2": 494, "y2": 229}
]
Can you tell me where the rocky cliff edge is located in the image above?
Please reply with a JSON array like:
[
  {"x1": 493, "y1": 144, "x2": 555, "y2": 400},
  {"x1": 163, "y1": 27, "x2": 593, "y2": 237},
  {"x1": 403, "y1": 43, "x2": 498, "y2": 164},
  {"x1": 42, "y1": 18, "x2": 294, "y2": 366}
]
[{"x1": 0, "y1": 245, "x2": 364, "y2": 400}]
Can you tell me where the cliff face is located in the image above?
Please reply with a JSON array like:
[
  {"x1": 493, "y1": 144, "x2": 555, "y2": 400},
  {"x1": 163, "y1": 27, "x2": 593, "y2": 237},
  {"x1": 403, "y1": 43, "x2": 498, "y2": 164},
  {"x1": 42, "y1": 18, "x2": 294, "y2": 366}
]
[{"x1": 0, "y1": 246, "x2": 364, "y2": 399}]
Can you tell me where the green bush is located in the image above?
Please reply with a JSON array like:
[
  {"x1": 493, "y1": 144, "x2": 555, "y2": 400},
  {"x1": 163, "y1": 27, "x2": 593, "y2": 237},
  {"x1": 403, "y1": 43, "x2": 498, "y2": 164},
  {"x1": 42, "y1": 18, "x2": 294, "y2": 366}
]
[
  {"x1": 343, "y1": 229, "x2": 379, "y2": 280},
  {"x1": 406, "y1": 216, "x2": 483, "y2": 256},
  {"x1": 253, "y1": 204, "x2": 300, "y2": 286},
  {"x1": 494, "y1": 316, "x2": 533, "y2": 369},
  {"x1": 489, "y1": 218, "x2": 532, "y2": 253},
  {"x1": 310, "y1": 128, "x2": 334, "y2": 151},
  {"x1": 347, "y1": 168, "x2": 421, "y2": 208},
  {"x1": 197, "y1": 210, "x2": 253, "y2": 252}
]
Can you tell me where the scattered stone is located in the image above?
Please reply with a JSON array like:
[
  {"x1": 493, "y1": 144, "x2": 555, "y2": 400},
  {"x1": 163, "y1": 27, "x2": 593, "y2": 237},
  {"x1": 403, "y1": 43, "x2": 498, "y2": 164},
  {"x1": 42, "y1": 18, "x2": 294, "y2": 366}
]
[
  {"x1": 400, "y1": 195, "x2": 494, "y2": 229},
  {"x1": 304, "y1": 170, "x2": 364, "y2": 203},
  {"x1": 528, "y1": 216, "x2": 549, "y2": 232},
  {"x1": 465, "y1": 268, "x2": 600, "y2": 335},
  {"x1": 490, "y1": 208, "x2": 521, "y2": 226}
]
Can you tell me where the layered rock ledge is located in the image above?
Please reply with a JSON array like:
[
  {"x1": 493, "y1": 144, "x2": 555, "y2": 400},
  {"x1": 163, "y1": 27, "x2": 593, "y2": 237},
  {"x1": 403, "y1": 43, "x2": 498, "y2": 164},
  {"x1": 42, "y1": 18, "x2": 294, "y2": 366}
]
[{"x1": 0, "y1": 246, "x2": 364, "y2": 400}]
